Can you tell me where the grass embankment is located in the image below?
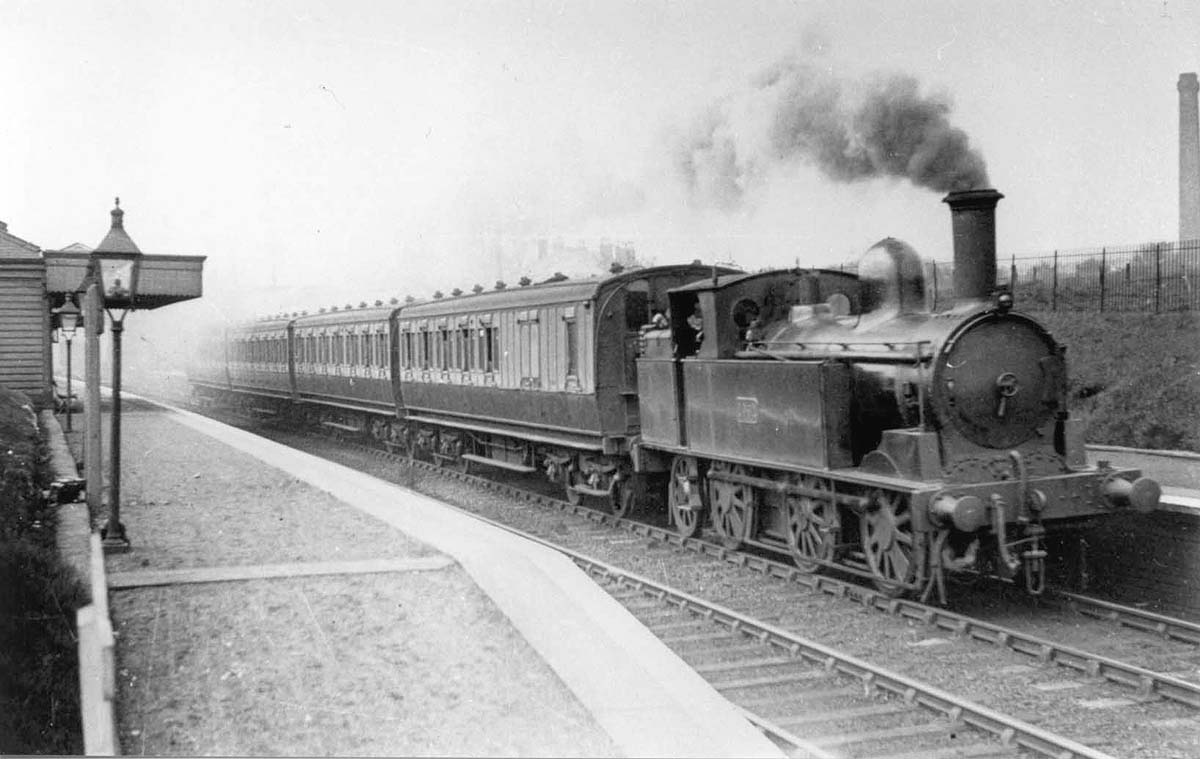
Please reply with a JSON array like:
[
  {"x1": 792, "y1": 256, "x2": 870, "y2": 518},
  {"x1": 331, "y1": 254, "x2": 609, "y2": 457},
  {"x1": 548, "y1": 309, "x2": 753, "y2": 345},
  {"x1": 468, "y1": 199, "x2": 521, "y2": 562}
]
[
  {"x1": 0, "y1": 387, "x2": 86, "y2": 753},
  {"x1": 1043, "y1": 312, "x2": 1200, "y2": 452}
]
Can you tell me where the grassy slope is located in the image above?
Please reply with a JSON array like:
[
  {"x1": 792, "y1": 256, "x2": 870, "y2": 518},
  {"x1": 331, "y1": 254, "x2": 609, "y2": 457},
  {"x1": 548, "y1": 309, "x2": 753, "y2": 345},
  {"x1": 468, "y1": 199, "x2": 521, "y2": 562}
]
[
  {"x1": 1040, "y1": 312, "x2": 1200, "y2": 452},
  {"x1": 0, "y1": 388, "x2": 85, "y2": 754}
]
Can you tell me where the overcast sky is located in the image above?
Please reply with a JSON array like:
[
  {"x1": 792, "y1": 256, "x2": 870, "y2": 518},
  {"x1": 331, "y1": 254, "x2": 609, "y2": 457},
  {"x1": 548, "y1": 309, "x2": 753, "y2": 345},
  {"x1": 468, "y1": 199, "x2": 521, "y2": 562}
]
[{"x1": 4, "y1": 0, "x2": 1198, "y2": 327}]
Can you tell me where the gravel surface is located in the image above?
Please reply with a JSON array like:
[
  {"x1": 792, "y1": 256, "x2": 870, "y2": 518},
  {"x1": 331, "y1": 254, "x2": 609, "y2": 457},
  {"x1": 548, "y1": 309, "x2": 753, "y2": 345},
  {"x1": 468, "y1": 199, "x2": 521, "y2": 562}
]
[
  {"x1": 284, "y1": 429, "x2": 1200, "y2": 759},
  {"x1": 101, "y1": 405, "x2": 618, "y2": 757}
]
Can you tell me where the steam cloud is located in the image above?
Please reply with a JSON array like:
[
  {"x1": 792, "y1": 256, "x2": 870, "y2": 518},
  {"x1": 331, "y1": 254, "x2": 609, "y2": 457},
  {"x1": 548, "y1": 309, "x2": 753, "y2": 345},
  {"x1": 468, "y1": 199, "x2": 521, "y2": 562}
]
[{"x1": 674, "y1": 57, "x2": 989, "y2": 209}]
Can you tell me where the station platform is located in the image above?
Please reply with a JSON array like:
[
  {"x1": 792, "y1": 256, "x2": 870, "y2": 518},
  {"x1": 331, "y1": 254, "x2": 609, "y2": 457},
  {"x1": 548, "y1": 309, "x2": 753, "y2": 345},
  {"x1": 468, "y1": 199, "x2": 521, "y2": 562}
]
[{"x1": 67, "y1": 398, "x2": 782, "y2": 757}]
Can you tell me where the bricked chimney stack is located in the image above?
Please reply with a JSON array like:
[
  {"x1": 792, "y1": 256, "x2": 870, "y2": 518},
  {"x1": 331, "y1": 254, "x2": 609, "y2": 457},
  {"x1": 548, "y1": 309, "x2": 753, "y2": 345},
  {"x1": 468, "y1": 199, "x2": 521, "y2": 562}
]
[{"x1": 1180, "y1": 73, "x2": 1200, "y2": 240}]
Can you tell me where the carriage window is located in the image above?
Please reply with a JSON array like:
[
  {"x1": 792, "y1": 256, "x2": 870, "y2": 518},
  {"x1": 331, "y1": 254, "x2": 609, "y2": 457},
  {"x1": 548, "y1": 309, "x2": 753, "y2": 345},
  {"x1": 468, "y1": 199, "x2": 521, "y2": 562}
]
[
  {"x1": 565, "y1": 318, "x2": 578, "y2": 378},
  {"x1": 479, "y1": 326, "x2": 498, "y2": 372},
  {"x1": 439, "y1": 328, "x2": 451, "y2": 370},
  {"x1": 518, "y1": 314, "x2": 539, "y2": 385},
  {"x1": 459, "y1": 327, "x2": 471, "y2": 370}
]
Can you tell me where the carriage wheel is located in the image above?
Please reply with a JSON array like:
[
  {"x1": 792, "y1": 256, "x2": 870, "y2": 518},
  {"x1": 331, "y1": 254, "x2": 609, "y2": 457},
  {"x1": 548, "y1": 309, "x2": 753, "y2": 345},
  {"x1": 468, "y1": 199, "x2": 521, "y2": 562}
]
[
  {"x1": 860, "y1": 490, "x2": 919, "y2": 597},
  {"x1": 370, "y1": 417, "x2": 388, "y2": 443},
  {"x1": 668, "y1": 456, "x2": 704, "y2": 539},
  {"x1": 564, "y1": 467, "x2": 583, "y2": 506},
  {"x1": 785, "y1": 476, "x2": 838, "y2": 573},
  {"x1": 709, "y1": 463, "x2": 753, "y2": 549}
]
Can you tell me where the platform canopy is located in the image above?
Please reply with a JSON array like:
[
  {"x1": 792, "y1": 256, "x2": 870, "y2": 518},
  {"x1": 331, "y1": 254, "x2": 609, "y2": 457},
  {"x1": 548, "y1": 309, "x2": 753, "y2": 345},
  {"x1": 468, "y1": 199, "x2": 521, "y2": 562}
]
[{"x1": 43, "y1": 199, "x2": 205, "y2": 310}]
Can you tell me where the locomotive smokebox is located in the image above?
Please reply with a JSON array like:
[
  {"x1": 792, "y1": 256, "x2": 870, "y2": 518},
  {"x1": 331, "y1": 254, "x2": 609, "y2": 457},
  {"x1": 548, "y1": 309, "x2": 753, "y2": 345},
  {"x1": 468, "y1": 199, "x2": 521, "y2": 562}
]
[{"x1": 944, "y1": 188, "x2": 1004, "y2": 303}]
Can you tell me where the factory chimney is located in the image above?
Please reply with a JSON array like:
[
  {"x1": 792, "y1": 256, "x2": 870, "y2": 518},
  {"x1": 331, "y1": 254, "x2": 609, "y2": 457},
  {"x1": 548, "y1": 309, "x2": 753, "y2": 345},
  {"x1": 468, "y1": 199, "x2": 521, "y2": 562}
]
[
  {"x1": 1180, "y1": 73, "x2": 1200, "y2": 240},
  {"x1": 944, "y1": 188, "x2": 1004, "y2": 304}
]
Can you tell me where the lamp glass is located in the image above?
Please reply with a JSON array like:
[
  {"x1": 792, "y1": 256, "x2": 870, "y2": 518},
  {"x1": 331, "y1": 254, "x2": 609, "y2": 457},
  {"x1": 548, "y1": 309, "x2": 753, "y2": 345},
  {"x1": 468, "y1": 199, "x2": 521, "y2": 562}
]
[
  {"x1": 59, "y1": 308, "x2": 81, "y2": 334},
  {"x1": 98, "y1": 258, "x2": 136, "y2": 305}
]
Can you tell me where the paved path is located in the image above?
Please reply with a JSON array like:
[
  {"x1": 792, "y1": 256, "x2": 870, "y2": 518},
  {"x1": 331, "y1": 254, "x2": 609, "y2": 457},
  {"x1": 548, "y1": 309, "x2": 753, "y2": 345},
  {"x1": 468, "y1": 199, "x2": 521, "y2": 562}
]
[{"x1": 97, "y1": 401, "x2": 782, "y2": 757}]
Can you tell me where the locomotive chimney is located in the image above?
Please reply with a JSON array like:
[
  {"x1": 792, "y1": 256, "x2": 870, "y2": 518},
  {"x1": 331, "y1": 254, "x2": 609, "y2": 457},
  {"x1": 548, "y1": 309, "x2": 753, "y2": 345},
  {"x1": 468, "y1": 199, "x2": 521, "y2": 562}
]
[{"x1": 944, "y1": 188, "x2": 1004, "y2": 303}]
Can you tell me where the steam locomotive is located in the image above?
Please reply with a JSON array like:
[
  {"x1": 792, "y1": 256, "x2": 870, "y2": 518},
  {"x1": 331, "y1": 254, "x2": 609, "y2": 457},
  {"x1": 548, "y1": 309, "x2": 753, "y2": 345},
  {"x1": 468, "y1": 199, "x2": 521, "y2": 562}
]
[{"x1": 189, "y1": 189, "x2": 1160, "y2": 602}]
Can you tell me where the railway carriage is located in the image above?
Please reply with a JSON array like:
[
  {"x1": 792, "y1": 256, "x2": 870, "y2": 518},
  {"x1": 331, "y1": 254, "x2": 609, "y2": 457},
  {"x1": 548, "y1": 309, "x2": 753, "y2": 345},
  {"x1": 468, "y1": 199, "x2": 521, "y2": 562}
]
[
  {"x1": 394, "y1": 265, "x2": 730, "y2": 508},
  {"x1": 290, "y1": 305, "x2": 400, "y2": 443},
  {"x1": 219, "y1": 316, "x2": 294, "y2": 415},
  {"x1": 187, "y1": 326, "x2": 233, "y2": 404}
]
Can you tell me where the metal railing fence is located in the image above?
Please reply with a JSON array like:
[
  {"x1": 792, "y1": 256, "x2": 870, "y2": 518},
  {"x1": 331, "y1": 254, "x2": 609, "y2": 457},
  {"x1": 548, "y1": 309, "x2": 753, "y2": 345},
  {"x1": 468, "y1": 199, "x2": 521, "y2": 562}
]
[{"x1": 994, "y1": 238, "x2": 1200, "y2": 312}]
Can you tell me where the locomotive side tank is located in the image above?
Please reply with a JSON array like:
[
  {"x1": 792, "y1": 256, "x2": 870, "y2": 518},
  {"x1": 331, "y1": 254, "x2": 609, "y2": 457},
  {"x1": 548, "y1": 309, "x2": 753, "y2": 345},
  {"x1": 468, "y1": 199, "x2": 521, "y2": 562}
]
[{"x1": 636, "y1": 189, "x2": 1160, "y2": 602}]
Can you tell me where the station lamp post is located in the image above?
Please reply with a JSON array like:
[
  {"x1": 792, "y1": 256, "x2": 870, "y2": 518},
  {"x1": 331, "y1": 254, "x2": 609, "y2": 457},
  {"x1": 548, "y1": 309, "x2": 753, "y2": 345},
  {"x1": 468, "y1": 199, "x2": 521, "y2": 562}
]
[
  {"x1": 92, "y1": 198, "x2": 142, "y2": 554},
  {"x1": 53, "y1": 299, "x2": 82, "y2": 432}
]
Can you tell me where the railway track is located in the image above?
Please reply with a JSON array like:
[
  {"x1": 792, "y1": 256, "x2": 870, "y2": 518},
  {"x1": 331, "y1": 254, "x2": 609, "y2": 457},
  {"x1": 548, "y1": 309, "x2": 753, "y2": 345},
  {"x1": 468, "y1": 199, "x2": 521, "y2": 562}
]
[
  {"x1": 325, "y1": 431, "x2": 1200, "y2": 710},
  {"x1": 570, "y1": 542, "x2": 1107, "y2": 757},
  {"x1": 188, "y1": 405, "x2": 1200, "y2": 756}
]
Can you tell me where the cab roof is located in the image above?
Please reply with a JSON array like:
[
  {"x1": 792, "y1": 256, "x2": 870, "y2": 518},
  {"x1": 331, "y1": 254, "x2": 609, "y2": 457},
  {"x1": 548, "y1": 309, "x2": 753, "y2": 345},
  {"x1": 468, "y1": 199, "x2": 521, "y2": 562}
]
[{"x1": 669, "y1": 267, "x2": 854, "y2": 294}]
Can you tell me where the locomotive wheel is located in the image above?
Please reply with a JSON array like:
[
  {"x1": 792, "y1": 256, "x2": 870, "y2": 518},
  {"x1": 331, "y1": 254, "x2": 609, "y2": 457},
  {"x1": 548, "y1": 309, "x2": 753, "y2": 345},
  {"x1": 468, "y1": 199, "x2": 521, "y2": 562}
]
[
  {"x1": 709, "y1": 463, "x2": 753, "y2": 549},
  {"x1": 785, "y1": 476, "x2": 838, "y2": 573},
  {"x1": 668, "y1": 456, "x2": 705, "y2": 539},
  {"x1": 860, "y1": 490, "x2": 918, "y2": 597},
  {"x1": 610, "y1": 478, "x2": 636, "y2": 519}
]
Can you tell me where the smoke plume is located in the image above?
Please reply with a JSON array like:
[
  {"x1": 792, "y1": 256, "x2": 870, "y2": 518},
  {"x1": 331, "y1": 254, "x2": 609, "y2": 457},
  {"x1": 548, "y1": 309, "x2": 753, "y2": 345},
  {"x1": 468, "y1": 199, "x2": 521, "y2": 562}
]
[{"x1": 674, "y1": 57, "x2": 989, "y2": 208}]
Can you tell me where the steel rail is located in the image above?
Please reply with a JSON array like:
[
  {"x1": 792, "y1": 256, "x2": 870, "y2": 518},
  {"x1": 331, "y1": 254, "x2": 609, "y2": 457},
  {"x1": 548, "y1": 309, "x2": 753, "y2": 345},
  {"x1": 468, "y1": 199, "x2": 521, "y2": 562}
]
[
  {"x1": 200, "y1": 410, "x2": 1200, "y2": 713},
  {"x1": 1049, "y1": 589, "x2": 1200, "y2": 646}
]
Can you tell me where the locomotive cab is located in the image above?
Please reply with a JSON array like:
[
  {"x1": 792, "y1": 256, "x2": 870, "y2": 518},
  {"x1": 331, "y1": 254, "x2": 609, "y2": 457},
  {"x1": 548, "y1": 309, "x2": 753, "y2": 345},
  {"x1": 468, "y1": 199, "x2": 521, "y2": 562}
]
[{"x1": 638, "y1": 268, "x2": 862, "y2": 462}]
